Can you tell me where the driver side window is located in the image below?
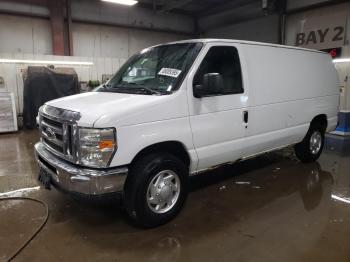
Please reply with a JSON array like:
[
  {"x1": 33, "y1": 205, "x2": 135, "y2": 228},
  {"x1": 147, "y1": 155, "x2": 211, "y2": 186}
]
[{"x1": 193, "y1": 46, "x2": 243, "y2": 96}]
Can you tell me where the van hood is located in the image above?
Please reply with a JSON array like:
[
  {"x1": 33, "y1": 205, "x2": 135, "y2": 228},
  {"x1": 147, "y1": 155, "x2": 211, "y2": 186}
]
[{"x1": 46, "y1": 91, "x2": 186, "y2": 127}]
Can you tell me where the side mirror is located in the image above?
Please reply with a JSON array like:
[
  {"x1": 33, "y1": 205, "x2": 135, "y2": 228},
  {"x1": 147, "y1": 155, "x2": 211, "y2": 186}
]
[{"x1": 193, "y1": 73, "x2": 224, "y2": 98}]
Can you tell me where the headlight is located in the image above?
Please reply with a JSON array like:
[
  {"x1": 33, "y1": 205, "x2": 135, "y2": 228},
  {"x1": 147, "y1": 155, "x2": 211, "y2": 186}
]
[{"x1": 78, "y1": 127, "x2": 117, "y2": 168}]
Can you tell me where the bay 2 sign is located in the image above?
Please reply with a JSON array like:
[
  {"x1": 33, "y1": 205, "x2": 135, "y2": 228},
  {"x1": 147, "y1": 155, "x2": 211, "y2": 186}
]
[
  {"x1": 295, "y1": 14, "x2": 347, "y2": 50},
  {"x1": 296, "y1": 26, "x2": 345, "y2": 48}
]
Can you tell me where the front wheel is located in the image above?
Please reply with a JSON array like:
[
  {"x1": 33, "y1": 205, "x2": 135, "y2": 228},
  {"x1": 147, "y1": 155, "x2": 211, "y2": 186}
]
[
  {"x1": 294, "y1": 124, "x2": 325, "y2": 163},
  {"x1": 124, "y1": 153, "x2": 188, "y2": 228}
]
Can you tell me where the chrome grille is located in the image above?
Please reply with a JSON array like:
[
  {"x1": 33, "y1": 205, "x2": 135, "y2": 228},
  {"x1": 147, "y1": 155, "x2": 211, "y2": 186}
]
[
  {"x1": 41, "y1": 115, "x2": 64, "y2": 153},
  {"x1": 38, "y1": 105, "x2": 81, "y2": 163}
]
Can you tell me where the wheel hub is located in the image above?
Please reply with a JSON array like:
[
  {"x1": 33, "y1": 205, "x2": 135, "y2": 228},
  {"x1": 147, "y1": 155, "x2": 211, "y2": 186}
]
[
  {"x1": 310, "y1": 130, "x2": 322, "y2": 155},
  {"x1": 147, "y1": 170, "x2": 180, "y2": 214},
  {"x1": 157, "y1": 184, "x2": 172, "y2": 201}
]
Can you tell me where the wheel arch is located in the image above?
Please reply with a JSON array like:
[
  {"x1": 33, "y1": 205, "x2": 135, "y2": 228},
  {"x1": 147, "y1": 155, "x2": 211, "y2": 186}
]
[
  {"x1": 310, "y1": 114, "x2": 327, "y2": 132},
  {"x1": 130, "y1": 141, "x2": 191, "y2": 169}
]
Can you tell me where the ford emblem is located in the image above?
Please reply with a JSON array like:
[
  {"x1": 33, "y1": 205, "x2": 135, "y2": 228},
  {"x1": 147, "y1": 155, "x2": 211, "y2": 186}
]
[{"x1": 46, "y1": 127, "x2": 56, "y2": 140}]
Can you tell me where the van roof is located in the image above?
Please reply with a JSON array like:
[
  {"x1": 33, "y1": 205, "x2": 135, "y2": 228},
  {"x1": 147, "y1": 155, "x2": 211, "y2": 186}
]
[{"x1": 158, "y1": 38, "x2": 327, "y2": 55}]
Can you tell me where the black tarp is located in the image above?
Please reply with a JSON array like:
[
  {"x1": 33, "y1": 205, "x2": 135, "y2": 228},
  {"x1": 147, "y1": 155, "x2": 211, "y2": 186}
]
[{"x1": 23, "y1": 66, "x2": 79, "y2": 128}]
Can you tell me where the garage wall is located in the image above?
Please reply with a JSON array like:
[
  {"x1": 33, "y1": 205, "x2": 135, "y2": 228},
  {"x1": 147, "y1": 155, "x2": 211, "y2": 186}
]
[
  {"x1": 0, "y1": 15, "x2": 52, "y2": 55},
  {"x1": 0, "y1": 54, "x2": 127, "y2": 115},
  {"x1": 285, "y1": 1, "x2": 350, "y2": 54},
  {"x1": 203, "y1": 15, "x2": 280, "y2": 44},
  {"x1": 0, "y1": 14, "x2": 189, "y2": 57},
  {"x1": 72, "y1": 22, "x2": 187, "y2": 58},
  {"x1": 0, "y1": 12, "x2": 190, "y2": 115}
]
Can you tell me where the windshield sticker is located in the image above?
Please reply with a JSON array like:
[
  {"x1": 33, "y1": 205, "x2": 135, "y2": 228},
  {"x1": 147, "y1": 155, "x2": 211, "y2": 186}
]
[{"x1": 158, "y1": 68, "x2": 182, "y2": 78}]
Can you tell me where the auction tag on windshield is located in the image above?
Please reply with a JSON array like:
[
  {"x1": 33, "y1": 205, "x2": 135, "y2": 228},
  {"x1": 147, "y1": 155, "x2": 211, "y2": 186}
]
[{"x1": 158, "y1": 68, "x2": 182, "y2": 78}]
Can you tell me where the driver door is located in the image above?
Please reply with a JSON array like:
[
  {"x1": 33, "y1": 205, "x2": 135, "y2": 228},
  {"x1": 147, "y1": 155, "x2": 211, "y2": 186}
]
[{"x1": 187, "y1": 43, "x2": 249, "y2": 171}]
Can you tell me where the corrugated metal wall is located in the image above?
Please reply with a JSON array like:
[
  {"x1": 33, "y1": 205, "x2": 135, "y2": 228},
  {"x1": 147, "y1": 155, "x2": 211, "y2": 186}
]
[
  {"x1": 203, "y1": 15, "x2": 280, "y2": 44},
  {"x1": 0, "y1": 14, "x2": 189, "y2": 115}
]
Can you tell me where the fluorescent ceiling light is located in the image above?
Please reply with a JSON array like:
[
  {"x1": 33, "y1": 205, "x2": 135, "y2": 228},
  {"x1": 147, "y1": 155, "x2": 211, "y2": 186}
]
[
  {"x1": 0, "y1": 58, "x2": 93, "y2": 66},
  {"x1": 333, "y1": 58, "x2": 350, "y2": 63},
  {"x1": 101, "y1": 0, "x2": 138, "y2": 6}
]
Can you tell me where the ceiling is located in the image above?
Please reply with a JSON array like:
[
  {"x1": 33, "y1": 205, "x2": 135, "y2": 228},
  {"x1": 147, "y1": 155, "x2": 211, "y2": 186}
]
[
  {"x1": 0, "y1": 0, "x2": 283, "y2": 33},
  {"x1": 138, "y1": 0, "x2": 267, "y2": 17},
  {"x1": 138, "y1": 0, "x2": 284, "y2": 32}
]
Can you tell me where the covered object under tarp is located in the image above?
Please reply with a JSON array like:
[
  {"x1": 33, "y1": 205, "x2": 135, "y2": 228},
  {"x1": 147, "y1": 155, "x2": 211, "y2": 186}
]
[{"x1": 23, "y1": 66, "x2": 79, "y2": 128}]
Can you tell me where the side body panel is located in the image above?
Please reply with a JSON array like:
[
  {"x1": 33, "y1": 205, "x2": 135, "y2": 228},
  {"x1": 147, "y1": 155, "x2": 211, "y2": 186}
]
[{"x1": 240, "y1": 44, "x2": 339, "y2": 157}]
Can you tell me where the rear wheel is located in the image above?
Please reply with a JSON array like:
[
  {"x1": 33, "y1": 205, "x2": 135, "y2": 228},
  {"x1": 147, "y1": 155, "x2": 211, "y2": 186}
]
[
  {"x1": 294, "y1": 124, "x2": 325, "y2": 163},
  {"x1": 124, "y1": 152, "x2": 188, "y2": 228}
]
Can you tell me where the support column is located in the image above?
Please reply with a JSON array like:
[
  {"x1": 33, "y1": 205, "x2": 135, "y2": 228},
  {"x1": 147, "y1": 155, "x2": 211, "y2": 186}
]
[
  {"x1": 48, "y1": 0, "x2": 65, "y2": 55},
  {"x1": 67, "y1": 0, "x2": 73, "y2": 56},
  {"x1": 277, "y1": 0, "x2": 287, "y2": 45}
]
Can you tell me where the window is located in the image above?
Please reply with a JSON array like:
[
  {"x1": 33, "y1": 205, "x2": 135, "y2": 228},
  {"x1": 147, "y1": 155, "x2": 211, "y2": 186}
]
[{"x1": 193, "y1": 46, "x2": 243, "y2": 96}]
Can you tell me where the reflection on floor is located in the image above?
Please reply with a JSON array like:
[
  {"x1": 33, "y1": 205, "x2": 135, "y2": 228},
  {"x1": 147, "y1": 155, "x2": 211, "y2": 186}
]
[{"x1": 1, "y1": 130, "x2": 350, "y2": 262}]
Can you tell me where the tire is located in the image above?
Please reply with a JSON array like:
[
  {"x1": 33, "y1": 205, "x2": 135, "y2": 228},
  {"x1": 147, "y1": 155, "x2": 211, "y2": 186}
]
[
  {"x1": 294, "y1": 123, "x2": 325, "y2": 163},
  {"x1": 124, "y1": 152, "x2": 188, "y2": 228}
]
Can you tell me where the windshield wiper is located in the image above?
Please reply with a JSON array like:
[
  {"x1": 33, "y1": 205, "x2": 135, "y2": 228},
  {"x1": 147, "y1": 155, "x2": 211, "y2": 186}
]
[
  {"x1": 100, "y1": 84, "x2": 108, "y2": 91},
  {"x1": 133, "y1": 86, "x2": 161, "y2": 95},
  {"x1": 102, "y1": 81, "x2": 163, "y2": 95},
  {"x1": 112, "y1": 82, "x2": 162, "y2": 95},
  {"x1": 123, "y1": 82, "x2": 162, "y2": 95}
]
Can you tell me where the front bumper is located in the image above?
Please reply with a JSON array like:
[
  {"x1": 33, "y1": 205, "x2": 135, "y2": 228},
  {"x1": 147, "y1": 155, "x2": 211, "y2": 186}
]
[{"x1": 34, "y1": 142, "x2": 128, "y2": 195}]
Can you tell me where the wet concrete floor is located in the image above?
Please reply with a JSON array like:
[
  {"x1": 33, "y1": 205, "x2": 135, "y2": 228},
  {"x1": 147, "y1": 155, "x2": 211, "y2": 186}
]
[{"x1": 0, "y1": 129, "x2": 350, "y2": 261}]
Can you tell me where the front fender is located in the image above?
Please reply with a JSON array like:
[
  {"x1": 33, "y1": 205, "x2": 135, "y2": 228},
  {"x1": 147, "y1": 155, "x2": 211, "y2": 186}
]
[{"x1": 109, "y1": 117, "x2": 198, "y2": 173}]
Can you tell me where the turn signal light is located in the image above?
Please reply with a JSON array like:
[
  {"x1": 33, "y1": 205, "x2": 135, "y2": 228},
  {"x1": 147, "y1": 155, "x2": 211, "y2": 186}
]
[{"x1": 99, "y1": 140, "x2": 115, "y2": 150}]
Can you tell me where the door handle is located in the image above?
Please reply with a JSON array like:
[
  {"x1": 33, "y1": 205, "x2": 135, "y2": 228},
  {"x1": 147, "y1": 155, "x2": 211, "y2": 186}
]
[{"x1": 243, "y1": 111, "x2": 248, "y2": 124}]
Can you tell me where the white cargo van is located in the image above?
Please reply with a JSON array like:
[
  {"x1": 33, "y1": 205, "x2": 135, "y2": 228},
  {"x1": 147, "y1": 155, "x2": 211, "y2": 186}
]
[{"x1": 35, "y1": 39, "x2": 339, "y2": 227}]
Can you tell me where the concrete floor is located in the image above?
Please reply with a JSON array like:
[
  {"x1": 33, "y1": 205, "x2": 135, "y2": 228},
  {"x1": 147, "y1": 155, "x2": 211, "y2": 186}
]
[{"x1": 1, "y1": 130, "x2": 350, "y2": 262}]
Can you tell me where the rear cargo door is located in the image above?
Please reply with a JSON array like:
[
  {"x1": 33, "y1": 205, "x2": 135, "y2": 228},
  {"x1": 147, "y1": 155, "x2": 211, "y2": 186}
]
[{"x1": 187, "y1": 43, "x2": 249, "y2": 171}]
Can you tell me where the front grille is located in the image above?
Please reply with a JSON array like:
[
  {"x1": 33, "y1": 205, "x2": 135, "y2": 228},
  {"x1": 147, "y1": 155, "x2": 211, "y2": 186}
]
[
  {"x1": 41, "y1": 115, "x2": 64, "y2": 154},
  {"x1": 42, "y1": 115, "x2": 63, "y2": 129},
  {"x1": 43, "y1": 137, "x2": 63, "y2": 153},
  {"x1": 39, "y1": 105, "x2": 80, "y2": 163}
]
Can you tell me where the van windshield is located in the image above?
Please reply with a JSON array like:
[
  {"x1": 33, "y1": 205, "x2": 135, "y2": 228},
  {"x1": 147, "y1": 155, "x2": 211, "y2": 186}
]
[{"x1": 97, "y1": 42, "x2": 203, "y2": 95}]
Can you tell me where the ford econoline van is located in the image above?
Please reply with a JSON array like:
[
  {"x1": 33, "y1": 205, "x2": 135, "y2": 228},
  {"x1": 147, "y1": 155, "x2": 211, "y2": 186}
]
[{"x1": 35, "y1": 39, "x2": 339, "y2": 227}]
